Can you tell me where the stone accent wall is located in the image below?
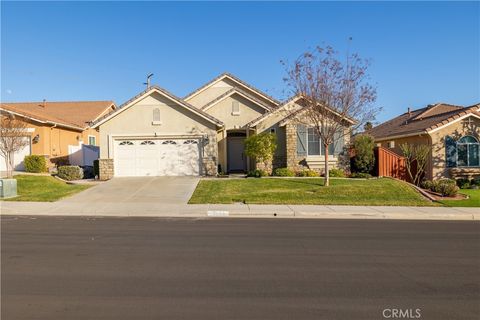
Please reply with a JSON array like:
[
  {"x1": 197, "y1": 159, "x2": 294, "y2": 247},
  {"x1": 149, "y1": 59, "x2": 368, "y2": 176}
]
[
  {"x1": 255, "y1": 156, "x2": 287, "y2": 174},
  {"x1": 99, "y1": 159, "x2": 114, "y2": 181},
  {"x1": 286, "y1": 123, "x2": 309, "y2": 171},
  {"x1": 202, "y1": 157, "x2": 217, "y2": 176}
]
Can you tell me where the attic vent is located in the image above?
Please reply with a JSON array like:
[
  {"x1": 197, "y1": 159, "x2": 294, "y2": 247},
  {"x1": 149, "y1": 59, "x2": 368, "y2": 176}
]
[
  {"x1": 152, "y1": 108, "x2": 161, "y2": 125},
  {"x1": 232, "y1": 101, "x2": 240, "y2": 115}
]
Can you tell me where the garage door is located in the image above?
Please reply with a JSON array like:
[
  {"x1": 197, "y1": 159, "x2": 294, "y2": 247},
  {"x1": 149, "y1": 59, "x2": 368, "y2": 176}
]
[
  {"x1": 114, "y1": 138, "x2": 201, "y2": 177},
  {"x1": 0, "y1": 137, "x2": 31, "y2": 171}
]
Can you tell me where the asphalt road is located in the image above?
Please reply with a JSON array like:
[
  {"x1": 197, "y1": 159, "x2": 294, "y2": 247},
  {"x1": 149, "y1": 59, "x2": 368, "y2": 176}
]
[{"x1": 1, "y1": 217, "x2": 479, "y2": 320}]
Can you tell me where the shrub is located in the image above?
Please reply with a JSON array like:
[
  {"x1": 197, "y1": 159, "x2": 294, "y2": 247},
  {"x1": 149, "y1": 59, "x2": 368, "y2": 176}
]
[
  {"x1": 93, "y1": 160, "x2": 99, "y2": 177},
  {"x1": 350, "y1": 172, "x2": 372, "y2": 179},
  {"x1": 329, "y1": 168, "x2": 346, "y2": 177},
  {"x1": 273, "y1": 167, "x2": 295, "y2": 177},
  {"x1": 456, "y1": 178, "x2": 471, "y2": 189},
  {"x1": 57, "y1": 165, "x2": 84, "y2": 181},
  {"x1": 420, "y1": 179, "x2": 434, "y2": 190},
  {"x1": 24, "y1": 155, "x2": 47, "y2": 173},
  {"x1": 432, "y1": 179, "x2": 458, "y2": 197},
  {"x1": 296, "y1": 170, "x2": 319, "y2": 177},
  {"x1": 352, "y1": 134, "x2": 375, "y2": 173},
  {"x1": 244, "y1": 133, "x2": 277, "y2": 169},
  {"x1": 471, "y1": 177, "x2": 480, "y2": 187},
  {"x1": 247, "y1": 169, "x2": 268, "y2": 178}
]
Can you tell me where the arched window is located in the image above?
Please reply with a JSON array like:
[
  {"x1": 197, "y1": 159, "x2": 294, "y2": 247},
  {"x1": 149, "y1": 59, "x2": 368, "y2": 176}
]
[
  {"x1": 457, "y1": 135, "x2": 479, "y2": 167},
  {"x1": 183, "y1": 140, "x2": 198, "y2": 144},
  {"x1": 140, "y1": 140, "x2": 155, "y2": 145},
  {"x1": 162, "y1": 140, "x2": 177, "y2": 145},
  {"x1": 119, "y1": 141, "x2": 134, "y2": 145}
]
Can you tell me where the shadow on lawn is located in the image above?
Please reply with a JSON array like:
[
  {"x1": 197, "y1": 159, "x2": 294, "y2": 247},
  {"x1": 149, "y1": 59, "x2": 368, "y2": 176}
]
[{"x1": 277, "y1": 178, "x2": 325, "y2": 187}]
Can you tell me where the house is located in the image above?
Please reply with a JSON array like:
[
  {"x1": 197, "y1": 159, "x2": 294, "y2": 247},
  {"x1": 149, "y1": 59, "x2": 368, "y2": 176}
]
[
  {"x1": 0, "y1": 101, "x2": 116, "y2": 171},
  {"x1": 369, "y1": 103, "x2": 480, "y2": 180},
  {"x1": 92, "y1": 73, "x2": 352, "y2": 179}
]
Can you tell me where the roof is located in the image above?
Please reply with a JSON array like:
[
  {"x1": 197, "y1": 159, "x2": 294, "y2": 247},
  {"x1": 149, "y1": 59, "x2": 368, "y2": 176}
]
[
  {"x1": 200, "y1": 87, "x2": 274, "y2": 112},
  {"x1": 184, "y1": 72, "x2": 280, "y2": 106},
  {"x1": 91, "y1": 85, "x2": 224, "y2": 128},
  {"x1": 369, "y1": 103, "x2": 480, "y2": 140},
  {"x1": 0, "y1": 101, "x2": 115, "y2": 130}
]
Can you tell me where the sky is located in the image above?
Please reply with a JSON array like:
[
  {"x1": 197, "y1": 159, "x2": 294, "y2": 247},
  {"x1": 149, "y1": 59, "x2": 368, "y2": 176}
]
[{"x1": 1, "y1": 1, "x2": 479, "y2": 123}]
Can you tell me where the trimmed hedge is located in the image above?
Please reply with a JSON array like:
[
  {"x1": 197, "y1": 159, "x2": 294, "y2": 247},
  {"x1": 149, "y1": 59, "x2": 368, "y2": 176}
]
[
  {"x1": 329, "y1": 168, "x2": 346, "y2": 178},
  {"x1": 247, "y1": 169, "x2": 268, "y2": 178},
  {"x1": 24, "y1": 155, "x2": 47, "y2": 173},
  {"x1": 296, "y1": 170, "x2": 319, "y2": 177},
  {"x1": 273, "y1": 168, "x2": 295, "y2": 177},
  {"x1": 350, "y1": 172, "x2": 372, "y2": 179},
  {"x1": 57, "y1": 165, "x2": 84, "y2": 181}
]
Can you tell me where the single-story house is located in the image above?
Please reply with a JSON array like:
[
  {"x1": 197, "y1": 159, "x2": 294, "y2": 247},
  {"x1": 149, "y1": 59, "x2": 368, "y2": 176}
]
[
  {"x1": 0, "y1": 101, "x2": 116, "y2": 171},
  {"x1": 92, "y1": 73, "x2": 353, "y2": 179},
  {"x1": 369, "y1": 103, "x2": 480, "y2": 180}
]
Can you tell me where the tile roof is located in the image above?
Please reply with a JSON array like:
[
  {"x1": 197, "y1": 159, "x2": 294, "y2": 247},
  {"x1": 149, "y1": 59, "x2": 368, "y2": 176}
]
[
  {"x1": 0, "y1": 101, "x2": 115, "y2": 130},
  {"x1": 369, "y1": 103, "x2": 480, "y2": 140},
  {"x1": 91, "y1": 85, "x2": 224, "y2": 127},
  {"x1": 200, "y1": 87, "x2": 274, "y2": 111},
  {"x1": 184, "y1": 72, "x2": 280, "y2": 106}
]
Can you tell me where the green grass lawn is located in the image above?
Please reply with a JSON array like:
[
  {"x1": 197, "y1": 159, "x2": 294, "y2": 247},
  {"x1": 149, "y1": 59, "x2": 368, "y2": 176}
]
[
  {"x1": 438, "y1": 189, "x2": 480, "y2": 207},
  {"x1": 189, "y1": 177, "x2": 436, "y2": 206},
  {"x1": 2, "y1": 175, "x2": 90, "y2": 202}
]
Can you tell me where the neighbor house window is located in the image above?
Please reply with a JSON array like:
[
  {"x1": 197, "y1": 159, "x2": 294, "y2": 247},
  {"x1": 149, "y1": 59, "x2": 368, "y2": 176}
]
[
  {"x1": 231, "y1": 101, "x2": 240, "y2": 116},
  {"x1": 88, "y1": 135, "x2": 96, "y2": 146},
  {"x1": 152, "y1": 108, "x2": 161, "y2": 125},
  {"x1": 387, "y1": 141, "x2": 395, "y2": 148},
  {"x1": 446, "y1": 135, "x2": 480, "y2": 167}
]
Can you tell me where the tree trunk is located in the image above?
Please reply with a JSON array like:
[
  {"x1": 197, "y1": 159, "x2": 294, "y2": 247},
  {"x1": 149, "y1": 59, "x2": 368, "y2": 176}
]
[
  {"x1": 6, "y1": 152, "x2": 13, "y2": 178},
  {"x1": 324, "y1": 143, "x2": 329, "y2": 187}
]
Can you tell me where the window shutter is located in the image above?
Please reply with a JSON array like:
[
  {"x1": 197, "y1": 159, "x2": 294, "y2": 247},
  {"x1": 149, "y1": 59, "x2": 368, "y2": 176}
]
[
  {"x1": 445, "y1": 136, "x2": 457, "y2": 167},
  {"x1": 296, "y1": 125, "x2": 307, "y2": 156}
]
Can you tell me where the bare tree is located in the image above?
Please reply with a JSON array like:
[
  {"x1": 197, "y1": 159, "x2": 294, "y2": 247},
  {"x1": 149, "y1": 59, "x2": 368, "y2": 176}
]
[
  {"x1": 400, "y1": 143, "x2": 431, "y2": 186},
  {"x1": 282, "y1": 45, "x2": 379, "y2": 186},
  {"x1": 0, "y1": 114, "x2": 29, "y2": 178}
]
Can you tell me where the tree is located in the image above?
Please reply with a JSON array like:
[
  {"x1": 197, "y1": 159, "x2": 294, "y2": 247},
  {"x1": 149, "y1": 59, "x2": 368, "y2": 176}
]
[
  {"x1": 244, "y1": 133, "x2": 277, "y2": 171},
  {"x1": 282, "y1": 45, "x2": 379, "y2": 186},
  {"x1": 400, "y1": 143, "x2": 431, "y2": 186},
  {"x1": 363, "y1": 122, "x2": 373, "y2": 131},
  {"x1": 352, "y1": 134, "x2": 375, "y2": 173},
  {"x1": 0, "y1": 114, "x2": 29, "y2": 178}
]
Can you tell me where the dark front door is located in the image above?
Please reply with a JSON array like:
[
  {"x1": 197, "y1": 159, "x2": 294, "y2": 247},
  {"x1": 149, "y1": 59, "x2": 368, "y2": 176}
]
[{"x1": 227, "y1": 136, "x2": 246, "y2": 172}]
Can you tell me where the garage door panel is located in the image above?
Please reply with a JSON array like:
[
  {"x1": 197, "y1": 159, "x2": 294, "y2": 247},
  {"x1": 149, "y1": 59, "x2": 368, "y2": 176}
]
[{"x1": 114, "y1": 138, "x2": 201, "y2": 177}]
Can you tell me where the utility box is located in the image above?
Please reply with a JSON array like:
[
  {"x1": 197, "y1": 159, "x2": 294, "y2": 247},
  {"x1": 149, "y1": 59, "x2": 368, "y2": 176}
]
[{"x1": 0, "y1": 179, "x2": 17, "y2": 198}]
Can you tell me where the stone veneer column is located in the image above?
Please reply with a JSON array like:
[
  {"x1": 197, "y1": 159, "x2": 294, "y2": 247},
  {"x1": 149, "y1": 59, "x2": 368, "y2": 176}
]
[
  {"x1": 202, "y1": 158, "x2": 217, "y2": 176},
  {"x1": 286, "y1": 123, "x2": 299, "y2": 169},
  {"x1": 99, "y1": 159, "x2": 114, "y2": 180}
]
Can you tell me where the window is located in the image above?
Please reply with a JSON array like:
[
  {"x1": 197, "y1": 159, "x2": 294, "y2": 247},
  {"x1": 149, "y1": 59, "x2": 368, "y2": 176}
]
[
  {"x1": 152, "y1": 108, "x2": 161, "y2": 125},
  {"x1": 162, "y1": 140, "x2": 177, "y2": 145},
  {"x1": 270, "y1": 128, "x2": 276, "y2": 134},
  {"x1": 119, "y1": 141, "x2": 134, "y2": 145},
  {"x1": 88, "y1": 135, "x2": 96, "y2": 146},
  {"x1": 387, "y1": 141, "x2": 395, "y2": 148},
  {"x1": 457, "y1": 136, "x2": 479, "y2": 167},
  {"x1": 231, "y1": 101, "x2": 240, "y2": 116},
  {"x1": 140, "y1": 140, "x2": 155, "y2": 145},
  {"x1": 307, "y1": 128, "x2": 320, "y2": 155},
  {"x1": 183, "y1": 140, "x2": 198, "y2": 144}
]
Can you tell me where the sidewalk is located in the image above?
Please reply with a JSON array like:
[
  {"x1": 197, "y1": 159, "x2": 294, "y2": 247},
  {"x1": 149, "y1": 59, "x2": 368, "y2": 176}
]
[{"x1": 1, "y1": 201, "x2": 478, "y2": 221}]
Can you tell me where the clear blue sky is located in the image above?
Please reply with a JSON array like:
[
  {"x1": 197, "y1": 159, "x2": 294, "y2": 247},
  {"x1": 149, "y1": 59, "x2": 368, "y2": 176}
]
[{"x1": 1, "y1": 1, "x2": 479, "y2": 123}]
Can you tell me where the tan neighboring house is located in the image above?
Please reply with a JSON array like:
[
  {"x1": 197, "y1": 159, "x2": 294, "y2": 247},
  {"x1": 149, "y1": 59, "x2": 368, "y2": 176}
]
[
  {"x1": 0, "y1": 101, "x2": 116, "y2": 171},
  {"x1": 92, "y1": 73, "x2": 352, "y2": 179},
  {"x1": 369, "y1": 103, "x2": 480, "y2": 180}
]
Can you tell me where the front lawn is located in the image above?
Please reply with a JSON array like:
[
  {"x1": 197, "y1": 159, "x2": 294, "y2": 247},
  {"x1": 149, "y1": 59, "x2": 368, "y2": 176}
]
[
  {"x1": 2, "y1": 175, "x2": 90, "y2": 202},
  {"x1": 189, "y1": 177, "x2": 435, "y2": 206},
  {"x1": 438, "y1": 189, "x2": 480, "y2": 207}
]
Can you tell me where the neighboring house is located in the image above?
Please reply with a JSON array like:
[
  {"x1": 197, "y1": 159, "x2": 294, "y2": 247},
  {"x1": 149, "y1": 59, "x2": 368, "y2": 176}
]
[
  {"x1": 369, "y1": 103, "x2": 480, "y2": 180},
  {"x1": 0, "y1": 101, "x2": 116, "y2": 171},
  {"x1": 93, "y1": 73, "x2": 352, "y2": 179}
]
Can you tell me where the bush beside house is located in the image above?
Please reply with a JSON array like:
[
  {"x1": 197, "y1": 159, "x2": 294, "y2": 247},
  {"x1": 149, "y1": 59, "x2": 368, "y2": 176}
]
[
  {"x1": 57, "y1": 166, "x2": 84, "y2": 181},
  {"x1": 24, "y1": 155, "x2": 47, "y2": 173}
]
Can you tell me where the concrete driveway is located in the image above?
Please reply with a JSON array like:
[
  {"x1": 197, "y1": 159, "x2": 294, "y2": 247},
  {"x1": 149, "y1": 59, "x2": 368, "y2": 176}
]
[{"x1": 61, "y1": 177, "x2": 200, "y2": 204}]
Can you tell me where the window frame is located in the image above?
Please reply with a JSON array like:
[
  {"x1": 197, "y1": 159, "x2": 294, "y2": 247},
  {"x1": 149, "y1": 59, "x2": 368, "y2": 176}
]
[
  {"x1": 88, "y1": 135, "x2": 96, "y2": 146},
  {"x1": 456, "y1": 135, "x2": 480, "y2": 167}
]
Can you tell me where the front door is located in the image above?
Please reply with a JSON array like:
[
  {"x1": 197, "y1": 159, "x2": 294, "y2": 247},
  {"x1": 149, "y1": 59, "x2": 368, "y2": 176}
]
[{"x1": 227, "y1": 137, "x2": 246, "y2": 172}]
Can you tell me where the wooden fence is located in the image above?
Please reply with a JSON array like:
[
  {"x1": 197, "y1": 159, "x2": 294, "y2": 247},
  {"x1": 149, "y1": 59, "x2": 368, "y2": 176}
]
[{"x1": 374, "y1": 147, "x2": 410, "y2": 182}]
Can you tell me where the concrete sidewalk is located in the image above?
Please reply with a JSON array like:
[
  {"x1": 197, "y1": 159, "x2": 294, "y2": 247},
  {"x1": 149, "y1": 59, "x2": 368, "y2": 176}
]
[{"x1": 0, "y1": 201, "x2": 478, "y2": 220}]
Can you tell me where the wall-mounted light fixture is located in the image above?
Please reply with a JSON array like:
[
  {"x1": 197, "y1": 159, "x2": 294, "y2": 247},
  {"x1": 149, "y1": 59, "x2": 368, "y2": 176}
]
[
  {"x1": 32, "y1": 134, "x2": 40, "y2": 143},
  {"x1": 203, "y1": 135, "x2": 210, "y2": 145}
]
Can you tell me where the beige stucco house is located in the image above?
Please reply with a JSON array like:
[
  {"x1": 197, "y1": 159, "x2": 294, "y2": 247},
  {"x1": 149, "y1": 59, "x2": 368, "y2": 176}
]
[
  {"x1": 369, "y1": 103, "x2": 480, "y2": 180},
  {"x1": 93, "y1": 73, "x2": 352, "y2": 179}
]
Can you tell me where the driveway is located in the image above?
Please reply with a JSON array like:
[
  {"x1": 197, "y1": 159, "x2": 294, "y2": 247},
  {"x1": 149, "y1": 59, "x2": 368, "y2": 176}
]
[{"x1": 60, "y1": 177, "x2": 200, "y2": 204}]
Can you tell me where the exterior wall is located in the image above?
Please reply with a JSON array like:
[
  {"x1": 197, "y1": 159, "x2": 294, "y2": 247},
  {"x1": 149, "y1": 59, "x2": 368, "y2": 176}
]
[
  {"x1": 5, "y1": 116, "x2": 98, "y2": 168},
  {"x1": 98, "y1": 92, "x2": 219, "y2": 177},
  {"x1": 429, "y1": 116, "x2": 480, "y2": 179}
]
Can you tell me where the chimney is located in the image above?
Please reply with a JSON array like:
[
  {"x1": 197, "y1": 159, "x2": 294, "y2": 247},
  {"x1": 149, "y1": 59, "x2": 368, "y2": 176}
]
[{"x1": 407, "y1": 107, "x2": 411, "y2": 115}]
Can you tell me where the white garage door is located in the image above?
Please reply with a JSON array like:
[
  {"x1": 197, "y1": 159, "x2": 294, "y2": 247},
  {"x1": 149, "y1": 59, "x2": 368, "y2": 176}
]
[
  {"x1": 114, "y1": 138, "x2": 201, "y2": 177},
  {"x1": 0, "y1": 137, "x2": 31, "y2": 171}
]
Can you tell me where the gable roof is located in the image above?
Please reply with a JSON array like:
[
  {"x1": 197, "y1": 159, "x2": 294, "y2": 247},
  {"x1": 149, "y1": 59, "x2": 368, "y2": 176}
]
[
  {"x1": 200, "y1": 87, "x2": 274, "y2": 112},
  {"x1": 91, "y1": 85, "x2": 224, "y2": 128},
  {"x1": 369, "y1": 103, "x2": 480, "y2": 140},
  {"x1": 0, "y1": 101, "x2": 115, "y2": 130},
  {"x1": 184, "y1": 72, "x2": 280, "y2": 106}
]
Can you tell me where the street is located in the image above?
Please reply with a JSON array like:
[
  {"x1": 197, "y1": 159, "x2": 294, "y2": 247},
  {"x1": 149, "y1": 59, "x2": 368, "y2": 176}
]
[{"x1": 1, "y1": 216, "x2": 479, "y2": 320}]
